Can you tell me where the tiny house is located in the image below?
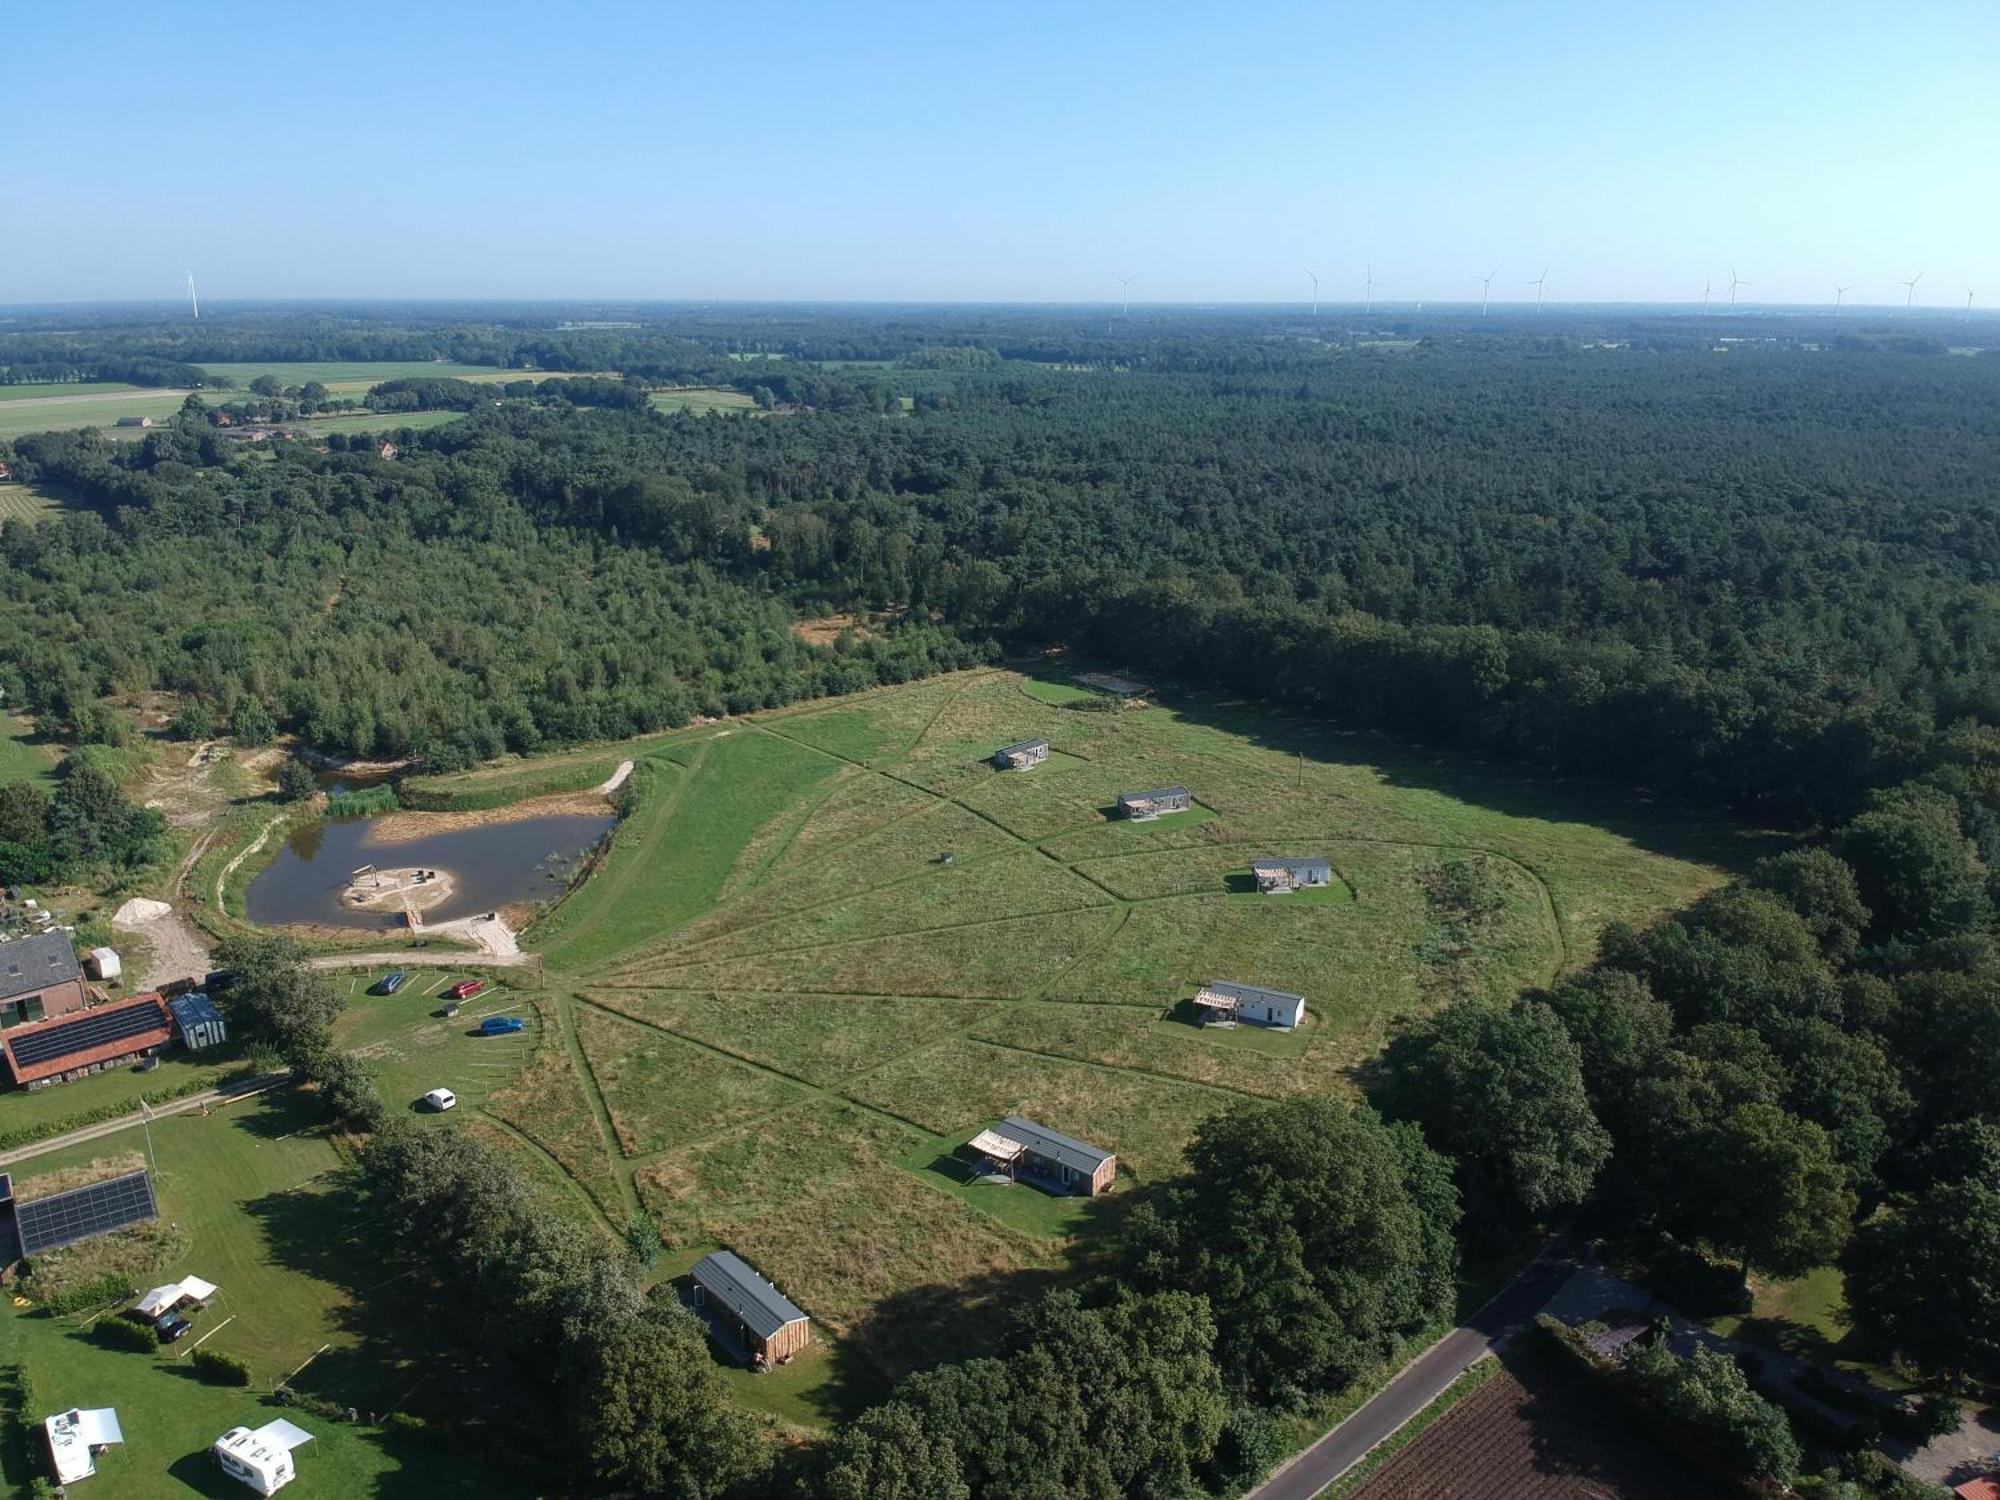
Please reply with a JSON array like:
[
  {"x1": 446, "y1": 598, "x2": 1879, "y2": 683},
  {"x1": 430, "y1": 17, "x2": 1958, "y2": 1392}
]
[
  {"x1": 1116, "y1": 786, "x2": 1191, "y2": 821},
  {"x1": 1251, "y1": 857, "x2": 1332, "y2": 894},
  {"x1": 1193, "y1": 980, "x2": 1307, "y2": 1030},
  {"x1": 687, "y1": 1250, "x2": 810, "y2": 1363},
  {"x1": 992, "y1": 739, "x2": 1049, "y2": 771}
]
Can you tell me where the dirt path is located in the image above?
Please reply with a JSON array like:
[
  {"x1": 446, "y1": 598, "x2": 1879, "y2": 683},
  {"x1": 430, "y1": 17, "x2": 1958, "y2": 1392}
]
[
  {"x1": 113, "y1": 900, "x2": 214, "y2": 991},
  {"x1": 307, "y1": 945, "x2": 531, "y2": 972},
  {"x1": 598, "y1": 760, "x2": 634, "y2": 795},
  {"x1": 216, "y1": 814, "x2": 285, "y2": 915}
]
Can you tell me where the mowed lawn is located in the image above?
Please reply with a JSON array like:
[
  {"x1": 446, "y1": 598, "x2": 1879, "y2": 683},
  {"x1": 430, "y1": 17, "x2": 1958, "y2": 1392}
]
[
  {"x1": 0, "y1": 390, "x2": 211, "y2": 440},
  {"x1": 0, "y1": 710, "x2": 59, "y2": 786},
  {"x1": 0, "y1": 1094, "x2": 533, "y2": 1497},
  {"x1": 0, "y1": 483, "x2": 65, "y2": 524},
  {"x1": 468, "y1": 668, "x2": 1751, "y2": 1424}
]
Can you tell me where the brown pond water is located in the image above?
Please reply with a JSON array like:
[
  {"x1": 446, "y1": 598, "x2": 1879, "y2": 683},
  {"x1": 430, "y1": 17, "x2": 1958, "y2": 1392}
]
[{"x1": 245, "y1": 811, "x2": 613, "y2": 931}]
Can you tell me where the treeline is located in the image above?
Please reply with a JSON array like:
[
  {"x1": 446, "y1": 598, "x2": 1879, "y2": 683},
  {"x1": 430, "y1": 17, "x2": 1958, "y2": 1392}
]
[
  {"x1": 0, "y1": 355, "x2": 207, "y2": 388},
  {"x1": 0, "y1": 753, "x2": 165, "y2": 887}
]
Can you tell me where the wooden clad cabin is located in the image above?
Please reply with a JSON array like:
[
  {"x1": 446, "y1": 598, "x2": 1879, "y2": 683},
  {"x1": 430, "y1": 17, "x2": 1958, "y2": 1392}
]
[
  {"x1": 1116, "y1": 786, "x2": 1191, "y2": 821},
  {"x1": 993, "y1": 738, "x2": 1049, "y2": 771},
  {"x1": 972, "y1": 1115, "x2": 1117, "y2": 1196},
  {"x1": 687, "y1": 1250, "x2": 811, "y2": 1364},
  {"x1": 1193, "y1": 980, "x2": 1307, "y2": 1030},
  {"x1": 1252, "y1": 856, "x2": 1332, "y2": 894}
]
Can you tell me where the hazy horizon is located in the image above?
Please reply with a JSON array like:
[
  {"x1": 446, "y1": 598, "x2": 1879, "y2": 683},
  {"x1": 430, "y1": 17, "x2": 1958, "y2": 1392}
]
[{"x1": 12, "y1": 0, "x2": 1997, "y2": 307}]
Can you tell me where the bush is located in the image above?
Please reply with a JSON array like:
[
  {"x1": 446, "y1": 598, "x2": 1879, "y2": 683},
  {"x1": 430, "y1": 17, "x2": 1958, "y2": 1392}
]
[
  {"x1": 36, "y1": 1272, "x2": 134, "y2": 1316},
  {"x1": 96, "y1": 1315, "x2": 158, "y2": 1353},
  {"x1": 193, "y1": 1347, "x2": 253, "y2": 1385}
]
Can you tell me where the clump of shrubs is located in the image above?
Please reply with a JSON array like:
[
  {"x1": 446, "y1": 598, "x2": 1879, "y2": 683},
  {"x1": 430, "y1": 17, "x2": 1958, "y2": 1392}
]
[
  {"x1": 193, "y1": 1348, "x2": 252, "y2": 1386},
  {"x1": 34, "y1": 1273, "x2": 134, "y2": 1317},
  {"x1": 96, "y1": 1316, "x2": 157, "y2": 1353}
]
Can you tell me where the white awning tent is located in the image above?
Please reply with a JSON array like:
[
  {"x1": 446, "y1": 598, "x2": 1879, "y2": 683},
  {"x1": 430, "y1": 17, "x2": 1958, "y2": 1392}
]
[
  {"x1": 44, "y1": 1407, "x2": 124, "y2": 1484},
  {"x1": 254, "y1": 1419, "x2": 316, "y2": 1452},
  {"x1": 135, "y1": 1275, "x2": 219, "y2": 1320}
]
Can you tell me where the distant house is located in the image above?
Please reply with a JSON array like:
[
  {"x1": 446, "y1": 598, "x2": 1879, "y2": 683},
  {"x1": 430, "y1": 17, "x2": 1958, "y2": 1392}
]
[
  {"x1": 0, "y1": 933, "x2": 88, "y2": 1030},
  {"x1": 213, "y1": 410, "x2": 235, "y2": 426},
  {"x1": 1116, "y1": 786, "x2": 1191, "y2": 821},
  {"x1": 377, "y1": 441, "x2": 398, "y2": 461},
  {"x1": 1193, "y1": 980, "x2": 1306, "y2": 1030},
  {"x1": 1252, "y1": 857, "x2": 1332, "y2": 894},
  {"x1": 1, "y1": 992, "x2": 174, "y2": 1089},
  {"x1": 969, "y1": 1115, "x2": 1117, "y2": 1196},
  {"x1": 168, "y1": 992, "x2": 228, "y2": 1051},
  {"x1": 0, "y1": 460, "x2": 13, "y2": 480},
  {"x1": 992, "y1": 738, "x2": 1049, "y2": 771},
  {"x1": 113, "y1": 416, "x2": 153, "y2": 428},
  {"x1": 1954, "y1": 1482, "x2": 2000, "y2": 1500},
  {"x1": 686, "y1": 1250, "x2": 811, "y2": 1364}
]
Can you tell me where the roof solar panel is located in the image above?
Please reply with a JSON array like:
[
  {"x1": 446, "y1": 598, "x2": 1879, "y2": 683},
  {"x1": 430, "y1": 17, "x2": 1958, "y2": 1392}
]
[
  {"x1": 15, "y1": 1170, "x2": 158, "y2": 1255},
  {"x1": 8, "y1": 1002, "x2": 166, "y2": 1070}
]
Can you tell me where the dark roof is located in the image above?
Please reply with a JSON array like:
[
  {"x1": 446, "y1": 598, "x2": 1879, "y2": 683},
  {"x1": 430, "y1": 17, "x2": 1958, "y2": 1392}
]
[
  {"x1": 1118, "y1": 786, "x2": 1189, "y2": 802},
  {"x1": 690, "y1": 1250, "x2": 807, "y2": 1339},
  {"x1": 1203, "y1": 980, "x2": 1307, "y2": 1009},
  {"x1": 0, "y1": 932, "x2": 81, "y2": 1001},
  {"x1": 995, "y1": 1115, "x2": 1114, "y2": 1175},
  {"x1": 1253, "y1": 856, "x2": 1331, "y2": 873},
  {"x1": 2, "y1": 994, "x2": 173, "y2": 1084},
  {"x1": 167, "y1": 992, "x2": 224, "y2": 1030},
  {"x1": 995, "y1": 739, "x2": 1048, "y2": 755},
  {"x1": 15, "y1": 1169, "x2": 158, "y2": 1255}
]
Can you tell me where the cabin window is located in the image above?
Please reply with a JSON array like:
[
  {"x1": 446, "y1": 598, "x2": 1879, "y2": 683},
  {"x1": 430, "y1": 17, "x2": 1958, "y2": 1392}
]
[{"x1": 692, "y1": 1284, "x2": 705, "y2": 1307}]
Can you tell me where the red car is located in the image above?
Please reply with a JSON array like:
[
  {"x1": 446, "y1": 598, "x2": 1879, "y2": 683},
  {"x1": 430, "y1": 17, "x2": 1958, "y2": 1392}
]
[{"x1": 446, "y1": 979, "x2": 486, "y2": 1001}]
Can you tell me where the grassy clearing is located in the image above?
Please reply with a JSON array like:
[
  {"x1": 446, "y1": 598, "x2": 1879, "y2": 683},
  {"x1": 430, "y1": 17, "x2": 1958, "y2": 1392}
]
[
  {"x1": 648, "y1": 387, "x2": 757, "y2": 415},
  {"x1": 0, "y1": 1050, "x2": 251, "y2": 1145},
  {"x1": 0, "y1": 710, "x2": 58, "y2": 785},
  {"x1": 298, "y1": 410, "x2": 466, "y2": 436},
  {"x1": 400, "y1": 747, "x2": 628, "y2": 811},
  {"x1": 0, "y1": 390, "x2": 209, "y2": 440},
  {"x1": 0, "y1": 482, "x2": 65, "y2": 524},
  {"x1": 574, "y1": 1005, "x2": 809, "y2": 1157},
  {"x1": 332, "y1": 970, "x2": 539, "y2": 1117},
  {"x1": 193, "y1": 360, "x2": 498, "y2": 391},
  {"x1": 0, "y1": 1096, "x2": 532, "y2": 1497},
  {"x1": 482, "y1": 1003, "x2": 623, "y2": 1219},
  {"x1": 1019, "y1": 678, "x2": 1105, "y2": 706}
]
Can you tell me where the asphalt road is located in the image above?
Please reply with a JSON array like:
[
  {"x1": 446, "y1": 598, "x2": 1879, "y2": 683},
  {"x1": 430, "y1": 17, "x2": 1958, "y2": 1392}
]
[{"x1": 1247, "y1": 1246, "x2": 1574, "y2": 1500}]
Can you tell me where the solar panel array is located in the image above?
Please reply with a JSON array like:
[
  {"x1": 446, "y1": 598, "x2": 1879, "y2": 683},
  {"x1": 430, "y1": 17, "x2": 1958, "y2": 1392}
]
[
  {"x1": 15, "y1": 1170, "x2": 158, "y2": 1255},
  {"x1": 8, "y1": 1001, "x2": 166, "y2": 1070}
]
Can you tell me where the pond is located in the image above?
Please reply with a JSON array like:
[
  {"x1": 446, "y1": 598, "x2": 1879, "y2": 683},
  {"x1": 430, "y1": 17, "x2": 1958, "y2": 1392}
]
[{"x1": 244, "y1": 811, "x2": 614, "y2": 931}]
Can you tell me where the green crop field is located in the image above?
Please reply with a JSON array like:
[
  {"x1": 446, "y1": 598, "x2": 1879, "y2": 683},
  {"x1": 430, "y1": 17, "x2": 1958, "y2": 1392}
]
[
  {"x1": 0, "y1": 1092, "x2": 534, "y2": 1497},
  {"x1": 193, "y1": 360, "x2": 499, "y2": 393},
  {"x1": 0, "y1": 381, "x2": 140, "y2": 401},
  {"x1": 0, "y1": 390, "x2": 210, "y2": 441},
  {"x1": 396, "y1": 667, "x2": 1754, "y2": 1426},
  {"x1": 648, "y1": 387, "x2": 758, "y2": 414}
]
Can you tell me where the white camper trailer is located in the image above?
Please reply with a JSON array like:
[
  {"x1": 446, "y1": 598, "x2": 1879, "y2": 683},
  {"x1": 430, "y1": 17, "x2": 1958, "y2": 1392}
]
[
  {"x1": 44, "y1": 1407, "x2": 123, "y2": 1484},
  {"x1": 214, "y1": 1419, "x2": 314, "y2": 1495}
]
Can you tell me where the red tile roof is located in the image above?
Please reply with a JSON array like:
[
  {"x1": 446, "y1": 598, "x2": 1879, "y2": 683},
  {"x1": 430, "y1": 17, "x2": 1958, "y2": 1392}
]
[
  {"x1": 2, "y1": 993, "x2": 173, "y2": 1085},
  {"x1": 1954, "y1": 1480, "x2": 2000, "y2": 1500}
]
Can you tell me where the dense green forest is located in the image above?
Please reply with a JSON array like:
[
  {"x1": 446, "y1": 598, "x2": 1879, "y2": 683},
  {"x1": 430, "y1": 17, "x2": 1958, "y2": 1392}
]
[{"x1": 4, "y1": 310, "x2": 1998, "y2": 821}]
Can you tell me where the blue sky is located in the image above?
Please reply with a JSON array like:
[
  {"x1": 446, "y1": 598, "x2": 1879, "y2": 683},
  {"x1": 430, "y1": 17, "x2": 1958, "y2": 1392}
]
[{"x1": 8, "y1": 1, "x2": 1996, "y2": 306}]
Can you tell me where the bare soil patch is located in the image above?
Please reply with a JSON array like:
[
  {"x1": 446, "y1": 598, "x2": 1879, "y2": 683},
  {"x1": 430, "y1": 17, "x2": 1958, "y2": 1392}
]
[{"x1": 367, "y1": 787, "x2": 612, "y2": 842}]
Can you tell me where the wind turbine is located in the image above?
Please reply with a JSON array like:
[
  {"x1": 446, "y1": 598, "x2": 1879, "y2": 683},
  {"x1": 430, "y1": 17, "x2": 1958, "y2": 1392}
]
[
  {"x1": 1471, "y1": 266, "x2": 1499, "y2": 315},
  {"x1": 1304, "y1": 268, "x2": 1319, "y2": 318},
  {"x1": 1900, "y1": 271, "x2": 1923, "y2": 307},
  {"x1": 1114, "y1": 272, "x2": 1137, "y2": 318},
  {"x1": 1363, "y1": 265, "x2": 1382, "y2": 314},
  {"x1": 1526, "y1": 266, "x2": 1549, "y2": 314},
  {"x1": 1700, "y1": 276, "x2": 1713, "y2": 315},
  {"x1": 186, "y1": 271, "x2": 200, "y2": 321},
  {"x1": 1833, "y1": 284, "x2": 1851, "y2": 315},
  {"x1": 1968, "y1": 289, "x2": 1977, "y2": 313},
  {"x1": 1727, "y1": 268, "x2": 1750, "y2": 309}
]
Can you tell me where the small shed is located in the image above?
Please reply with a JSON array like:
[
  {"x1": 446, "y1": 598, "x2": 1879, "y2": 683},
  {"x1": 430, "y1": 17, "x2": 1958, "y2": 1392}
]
[
  {"x1": 86, "y1": 947, "x2": 122, "y2": 982},
  {"x1": 1194, "y1": 980, "x2": 1306, "y2": 1030},
  {"x1": 1251, "y1": 857, "x2": 1332, "y2": 894},
  {"x1": 1116, "y1": 786, "x2": 1190, "y2": 821},
  {"x1": 687, "y1": 1250, "x2": 811, "y2": 1364},
  {"x1": 168, "y1": 992, "x2": 228, "y2": 1051},
  {"x1": 992, "y1": 738, "x2": 1049, "y2": 771},
  {"x1": 976, "y1": 1116, "x2": 1117, "y2": 1196},
  {"x1": 44, "y1": 1407, "x2": 123, "y2": 1485},
  {"x1": 214, "y1": 1419, "x2": 312, "y2": 1495}
]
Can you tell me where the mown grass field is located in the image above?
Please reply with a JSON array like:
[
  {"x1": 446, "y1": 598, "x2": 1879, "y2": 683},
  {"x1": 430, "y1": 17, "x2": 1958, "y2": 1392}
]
[
  {"x1": 0, "y1": 710, "x2": 58, "y2": 785},
  {"x1": 0, "y1": 1093, "x2": 534, "y2": 1498},
  {"x1": 0, "y1": 483, "x2": 65, "y2": 524},
  {"x1": 0, "y1": 381, "x2": 141, "y2": 401},
  {"x1": 0, "y1": 390, "x2": 210, "y2": 441},
  {"x1": 394, "y1": 667, "x2": 1754, "y2": 1426},
  {"x1": 192, "y1": 360, "x2": 498, "y2": 393}
]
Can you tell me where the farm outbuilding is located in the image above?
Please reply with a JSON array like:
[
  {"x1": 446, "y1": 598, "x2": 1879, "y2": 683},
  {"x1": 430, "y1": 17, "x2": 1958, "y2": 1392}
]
[
  {"x1": 687, "y1": 1250, "x2": 811, "y2": 1364},
  {"x1": 1116, "y1": 786, "x2": 1191, "y2": 821},
  {"x1": 992, "y1": 738, "x2": 1049, "y2": 771},
  {"x1": 1193, "y1": 980, "x2": 1306, "y2": 1030},
  {"x1": 1, "y1": 992, "x2": 174, "y2": 1088},
  {"x1": 971, "y1": 1115, "x2": 1117, "y2": 1196},
  {"x1": 0, "y1": 932, "x2": 88, "y2": 1031},
  {"x1": 85, "y1": 947, "x2": 122, "y2": 982},
  {"x1": 1251, "y1": 857, "x2": 1332, "y2": 894},
  {"x1": 168, "y1": 992, "x2": 228, "y2": 1051},
  {"x1": 113, "y1": 416, "x2": 153, "y2": 428}
]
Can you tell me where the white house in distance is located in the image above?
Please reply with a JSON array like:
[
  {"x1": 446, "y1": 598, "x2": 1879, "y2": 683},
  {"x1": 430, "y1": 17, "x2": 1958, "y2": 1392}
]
[
  {"x1": 1193, "y1": 980, "x2": 1307, "y2": 1030},
  {"x1": 44, "y1": 1407, "x2": 124, "y2": 1485},
  {"x1": 214, "y1": 1419, "x2": 314, "y2": 1495}
]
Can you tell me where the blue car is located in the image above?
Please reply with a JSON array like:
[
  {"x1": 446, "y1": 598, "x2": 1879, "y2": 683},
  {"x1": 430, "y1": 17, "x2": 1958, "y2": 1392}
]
[
  {"x1": 476, "y1": 1016, "x2": 526, "y2": 1036},
  {"x1": 369, "y1": 971, "x2": 409, "y2": 996}
]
